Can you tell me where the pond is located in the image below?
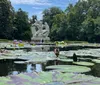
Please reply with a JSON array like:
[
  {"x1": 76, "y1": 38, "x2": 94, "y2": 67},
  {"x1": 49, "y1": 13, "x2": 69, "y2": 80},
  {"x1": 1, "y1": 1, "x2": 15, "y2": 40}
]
[{"x1": 0, "y1": 45, "x2": 100, "y2": 78}]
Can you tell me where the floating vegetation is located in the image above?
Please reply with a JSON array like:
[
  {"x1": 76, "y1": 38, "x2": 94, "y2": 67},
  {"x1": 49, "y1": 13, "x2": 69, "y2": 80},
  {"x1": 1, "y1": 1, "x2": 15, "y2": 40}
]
[
  {"x1": 25, "y1": 58, "x2": 47, "y2": 64},
  {"x1": 46, "y1": 65, "x2": 91, "y2": 73},
  {"x1": 58, "y1": 55, "x2": 67, "y2": 59},
  {"x1": 0, "y1": 71, "x2": 99, "y2": 85},
  {"x1": 14, "y1": 61, "x2": 26, "y2": 64},
  {"x1": 92, "y1": 59, "x2": 100, "y2": 63},
  {"x1": 73, "y1": 61, "x2": 94, "y2": 66},
  {"x1": 79, "y1": 58, "x2": 91, "y2": 61},
  {"x1": 58, "y1": 59, "x2": 73, "y2": 62}
]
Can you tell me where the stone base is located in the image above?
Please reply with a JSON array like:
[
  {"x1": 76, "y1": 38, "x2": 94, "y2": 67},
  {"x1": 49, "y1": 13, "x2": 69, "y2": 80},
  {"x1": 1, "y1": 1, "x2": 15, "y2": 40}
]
[{"x1": 31, "y1": 37, "x2": 50, "y2": 43}]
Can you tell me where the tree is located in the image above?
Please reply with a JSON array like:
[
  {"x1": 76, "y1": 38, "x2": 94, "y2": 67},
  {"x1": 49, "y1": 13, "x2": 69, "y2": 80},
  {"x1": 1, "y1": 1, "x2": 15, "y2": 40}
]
[
  {"x1": 0, "y1": 0, "x2": 14, "y2": 39},
  {"x1": 30, "y1": 15, "x2": 37, "y2": 24},
  {"x1": 14, "y1": 8, "x2": 32, "y2": 40},
  {"x1": 43, "y1": 7, "x2": 63, "y2": 29},
  {"x1": 50, "y1": 13, "x2": 67, "y2": 41},
  {"x1": 42, "y1": 0, "x2": 100, "y2": 42}
]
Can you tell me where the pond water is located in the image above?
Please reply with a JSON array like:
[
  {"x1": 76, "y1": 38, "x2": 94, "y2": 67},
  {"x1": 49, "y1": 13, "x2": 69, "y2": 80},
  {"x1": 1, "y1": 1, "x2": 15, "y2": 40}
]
[{"x1": 0, "y1": 46, "x2": 100, "y2": 78}]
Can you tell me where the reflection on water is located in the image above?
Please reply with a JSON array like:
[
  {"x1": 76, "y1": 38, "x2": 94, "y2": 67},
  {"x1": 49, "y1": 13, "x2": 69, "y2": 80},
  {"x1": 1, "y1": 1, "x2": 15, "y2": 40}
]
[
  {"x1": 36, "y1": 64, "x2": 42, "y2": 72},
  {"x1": 0, "y1": 59, "x2": 44, "y2": 76},
  {"x1": 0, "y1": 58, "x2": 100, "y2": 77},
  {"x1": 0, "y1": 46, "x2": 100, "y2": 77}
]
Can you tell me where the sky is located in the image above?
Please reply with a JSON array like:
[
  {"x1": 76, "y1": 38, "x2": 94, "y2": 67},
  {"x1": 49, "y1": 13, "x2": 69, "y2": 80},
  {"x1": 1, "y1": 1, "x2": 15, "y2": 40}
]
[{"x1": 10, "y1": 0, "x2": 79, "y2": 20}]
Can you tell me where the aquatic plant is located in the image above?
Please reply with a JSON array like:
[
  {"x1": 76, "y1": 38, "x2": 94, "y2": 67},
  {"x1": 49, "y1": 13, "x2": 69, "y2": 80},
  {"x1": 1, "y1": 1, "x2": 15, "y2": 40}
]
[
  {"x1": 46, "y1": 65, "x2": 91, "y2": 73},
  {"x1": 73, "y1": 61, "x2": 94, "y2": 66}
]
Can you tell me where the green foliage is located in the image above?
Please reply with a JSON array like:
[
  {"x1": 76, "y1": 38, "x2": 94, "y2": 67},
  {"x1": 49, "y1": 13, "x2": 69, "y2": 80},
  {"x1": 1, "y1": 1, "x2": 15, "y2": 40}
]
[
  {"x1": 30, "y1": 15, "x2": 37, "y2": 24},
  {"x1": 0, "y1": 0, "x2": 100, "y2": 42},
  {"x1": 0, "y1": 0, "x2": 14, "y2": 39},
  {"x1": 13, "y1": 8, "x2": 32, "y2": 40},
  {"x1": 0, "y1": 1, "x2": 32, "y2": 40},
  {"x1": 43, "y1": 0, "x2": 100, "y2": 42},
  {"x1": 43, "y1": 7, "x2": 63, "y2": 29}
]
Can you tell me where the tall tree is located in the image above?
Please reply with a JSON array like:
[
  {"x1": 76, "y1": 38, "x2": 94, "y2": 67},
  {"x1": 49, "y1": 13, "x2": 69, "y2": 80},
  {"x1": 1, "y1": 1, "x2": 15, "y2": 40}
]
[
  {"x1": 0, "y1": 0, "x2": 14, "y2": 39},
  {"x1": 50, "y1": 13, "x2": 67, "y2": 41},
  {"x1": 14, "y1": 8, "x2": 32, "y2": 40},
  {"x1": 43, "y1": 7, "x2": 63, "y2": 29},
  {"x1": 30, "y1": 15, "x2": 37, "y2": 24}
]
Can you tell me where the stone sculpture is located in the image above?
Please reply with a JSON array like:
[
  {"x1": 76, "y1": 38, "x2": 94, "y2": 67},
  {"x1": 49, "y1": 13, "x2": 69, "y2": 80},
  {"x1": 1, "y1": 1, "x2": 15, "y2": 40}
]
[{"x1": 31, "y1": 20, "x2": 50, "y2": 41}]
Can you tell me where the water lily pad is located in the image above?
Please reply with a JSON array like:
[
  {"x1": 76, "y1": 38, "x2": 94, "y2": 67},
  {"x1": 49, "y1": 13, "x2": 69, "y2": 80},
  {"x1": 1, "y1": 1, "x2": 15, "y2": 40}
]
[
  {"x1": 58, "y1": 59, "x2": 73, "y2": 62},
  {"x1": 0, "y1": 71, "x2": 98, "y2": 85},
  {"x1": 46, "y1": 65, "x2": 91, "y2": 73},
  {"x1": 46, "y1": 82, "x2": 64, "y2": 85},
  {"x1": 58, "y1": 55, "x2": 67, "y2": 59},
  {"x1": 73, "y1": 62, "x2": 94, "y2": 66},
  {"x1": 79, "y1": 58, "x2": 91, "y2": 60},
  {"x1": 14, "y1": 61, "x2": 26, "y2": 64},
  {"x1": 25, "y1": 59, "x2": 47, "y2": 64},
  {"x1": 92, "y1": 59, "x2": 100, "y2": 63}
]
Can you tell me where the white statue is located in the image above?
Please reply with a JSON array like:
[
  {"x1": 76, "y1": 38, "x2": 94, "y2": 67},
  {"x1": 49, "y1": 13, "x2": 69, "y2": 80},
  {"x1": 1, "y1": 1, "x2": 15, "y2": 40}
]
[{"x1": 31, "y1": 20, "x2": 50, "y2": 41}]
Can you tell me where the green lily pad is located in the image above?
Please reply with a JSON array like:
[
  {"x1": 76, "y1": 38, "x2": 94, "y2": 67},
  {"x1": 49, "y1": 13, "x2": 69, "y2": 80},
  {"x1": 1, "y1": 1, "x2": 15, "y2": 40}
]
[
  {"x1": 79, "y1": 58, "x2": 91, "y2": 60},
  {"x1": 92, "y1": 59, "x2": 100, "y2": 63},
  {"x1": 0, "y1": 77, "x2": 13, "y2": 85},
  {"x1": 0, "y1": 70, "x2": 98, "y2": 85},
  {"x1": 58, "y1": 55, "x2": 67, "y2": 59},
  {"x1": 46, "y1": 65, "x2": 91, "y2": 73},
  {"x1": 46, "y1": 82, "x2": 64, "y2": 85},
  {"x1": 73, "y1": 62, "x2": 94, "y2": 66},
  {"x1": 58, "y1": 59, "x2": 73, "y2": 62},
  {"x1": 14, "y1": 61, "x2": 26, "y2": 64},
  {"x1": 25, "y1": 59, "x2": 47, "y2": 64}
]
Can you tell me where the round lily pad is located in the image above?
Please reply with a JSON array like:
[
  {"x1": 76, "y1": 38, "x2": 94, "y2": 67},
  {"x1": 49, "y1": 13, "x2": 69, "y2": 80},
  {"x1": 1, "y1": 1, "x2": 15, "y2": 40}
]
[
  {"x1": 46, "y1": 65, "x2": 91, "y2": 73},
  {"x1": 58, "y1": 59, "x2": 73, "y2": 62},
  {"x1": 25, "y1": 59, "x2": 47, "y2": 64},
  {"x1": 79, "y1": 58, "x2": 91, "y2": 60},
  {"x1": 46, "y1": 82, "x2": 64, "y2": 85},
  {"x1": 73, "y1": 62, "x2": 94, "y2": 66},
  {"x1": 92, "y1": 59, "x2": 100, "y2": 63},
  {"x1": 0, "y1": 71, "x2": 97, "y2": 85},
  {"x1": 14, "y1": 61, "x2": 26, "y2": 64}
]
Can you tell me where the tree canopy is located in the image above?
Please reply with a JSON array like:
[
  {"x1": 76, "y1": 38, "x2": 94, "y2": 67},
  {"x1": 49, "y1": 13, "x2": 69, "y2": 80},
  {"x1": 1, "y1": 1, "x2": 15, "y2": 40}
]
[
  {"x1": 0, "y1": 0, "x2": 14, "y2": 39},
  {"x1": 43, "y1": 0, "x2": 100, "y2": 42}
]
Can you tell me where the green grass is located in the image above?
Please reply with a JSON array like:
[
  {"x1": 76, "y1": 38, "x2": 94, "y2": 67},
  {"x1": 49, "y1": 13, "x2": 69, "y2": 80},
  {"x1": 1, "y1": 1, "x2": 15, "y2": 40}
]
[
  {"x1": 64, "y1": 40, "x2": 88, "y2": 44},
  {"x1": 0, "y1": 39, "x2": 12, "y2": 42}
]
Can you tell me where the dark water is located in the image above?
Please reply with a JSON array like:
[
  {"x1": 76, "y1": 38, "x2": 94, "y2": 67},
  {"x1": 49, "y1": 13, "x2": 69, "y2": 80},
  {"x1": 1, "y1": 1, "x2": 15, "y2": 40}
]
[
  {"x1": 0, "y1": 59, "x2": 45, "y2": 76},
  {"x1": 0, "y1": 46, "x2": 100, "y2": 77}
]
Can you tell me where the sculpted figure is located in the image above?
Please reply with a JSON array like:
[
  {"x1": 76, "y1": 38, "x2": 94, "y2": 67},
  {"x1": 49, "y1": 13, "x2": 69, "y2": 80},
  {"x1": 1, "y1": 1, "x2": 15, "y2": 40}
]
[{"x1": 31, "y1": 20, "x2": 50, "y2": 40}]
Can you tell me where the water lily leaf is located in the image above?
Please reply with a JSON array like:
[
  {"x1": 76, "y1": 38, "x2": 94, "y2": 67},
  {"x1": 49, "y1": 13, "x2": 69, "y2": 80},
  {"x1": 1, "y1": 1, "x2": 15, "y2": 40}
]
[
  {"x1": 0, "y1": 77, "x2": 13, "y2": 85},
  {"x1": 25, "y1": 59, "x2": 47, "y2": 64},
  {"x1": 46, "y1": 65, "x2": 91, "y2": 73},
  {"x1": 73, "y1": 62, "x2": 94, "y2": 66},
  {"x1": 58, "y1": 59, "x2": 73, "y2": 62},
  {"x1": 58, "y1": 55, "x2": 67, "y2": 59},
  {"x1": 32, "y1": 72, "x2": 53, "y2": 84},
  {"x1": 79, "y1": 58, "x2": 91, "y2": 61},
  {"x1": 46, "y1": 82, "x2": 64, "y2": 85},
  {"x1": 92, "y1": 59, "x2": 100, "y2": 63},
  {"x1": 14, "y1": 61, "x2": 26, "y2": 64},
  {"x1": 0, "y1": 71, "x2": 98, "y2": 85}
]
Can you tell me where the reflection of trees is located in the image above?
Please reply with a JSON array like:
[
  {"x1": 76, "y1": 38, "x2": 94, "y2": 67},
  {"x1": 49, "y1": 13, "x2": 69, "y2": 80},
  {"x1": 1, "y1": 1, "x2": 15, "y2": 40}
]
[
  {"x1": 0, "y1": 59, "x2": 27, "y2": 76},
  {"x1": 0, "y1": 61, "x2": 9, "y2": 76},
  {"x1": 0, "y1": 59, "x2": 14, "y2": 76},
  {"x1": 14, "y1": 64, "x2": 27, "y2": 73}
]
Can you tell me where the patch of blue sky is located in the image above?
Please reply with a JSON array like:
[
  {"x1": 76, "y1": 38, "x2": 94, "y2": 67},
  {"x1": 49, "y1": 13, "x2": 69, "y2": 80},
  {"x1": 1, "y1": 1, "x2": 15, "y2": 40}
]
[{"x1": 10, "y1": 0, "x2": 78, "y2": 19}]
